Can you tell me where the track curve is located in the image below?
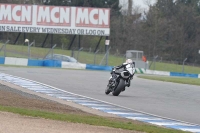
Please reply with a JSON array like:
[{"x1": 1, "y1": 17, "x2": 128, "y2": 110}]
[{"x1": 1, "y1": 66, "x2": 200, "y2": 125}]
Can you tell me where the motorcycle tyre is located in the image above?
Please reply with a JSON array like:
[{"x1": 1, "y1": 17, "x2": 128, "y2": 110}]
[{"x1": 112, "y1": 79, "x2": 125, "y2": 96}]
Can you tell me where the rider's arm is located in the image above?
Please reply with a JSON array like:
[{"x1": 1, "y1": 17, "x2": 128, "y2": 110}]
[
  {"x1": 111, "y1": 64, "x2": 125, "y2": 74},
  {"x1": 115, "y1": 65, "x2": 123, "y2": 69},
  {"x1": 115, "y1": 63, "x2": 127, "y2": 69}
]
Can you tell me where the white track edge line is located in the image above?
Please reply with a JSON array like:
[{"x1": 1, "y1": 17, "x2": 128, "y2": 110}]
[{"x1": 1, "y1": 72, "x2": 200, "y2": 127}]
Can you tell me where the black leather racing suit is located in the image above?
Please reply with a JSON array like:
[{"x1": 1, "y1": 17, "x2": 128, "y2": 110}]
[{"x1": 111, "y1": 62, "x2": 135, "y2": 87}]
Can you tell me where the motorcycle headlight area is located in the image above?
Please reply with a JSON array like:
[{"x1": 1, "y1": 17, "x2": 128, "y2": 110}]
[{"x1": 121, "y1": 71, "x2": 130, "y2": 78}]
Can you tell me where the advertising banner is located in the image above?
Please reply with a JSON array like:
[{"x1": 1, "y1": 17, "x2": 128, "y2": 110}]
[{"x1": 0, "y1": 4, "x2": 110, "y2": 36}]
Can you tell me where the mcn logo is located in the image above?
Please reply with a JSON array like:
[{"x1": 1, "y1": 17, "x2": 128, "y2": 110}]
[
  {"x1": 0, "y1": 4, "x2": 32, "y2": 25},
  {"x1": 0, "y1": 4, "x2": 110, "y2": 28},
  {"x1": 0, "y1": 4, "x2": 110, "y2": 36},
  {"x1": 76, "y1": 8, "x2": 110, "y2": 28},
  {"x1": 37, "y1": 6, "x2": 70, "y2": 26}
]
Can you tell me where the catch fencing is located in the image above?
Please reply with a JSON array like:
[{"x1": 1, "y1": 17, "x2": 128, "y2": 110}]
[
  {"x1": 0, "y1": 40, "x2": 126, "y2": 67},
  {"x1": 147, "y1": 56, "x2": 200, "y2": 74},
  {"x1": 0, "y1": 39, "x2": 200, "y2": 74}
]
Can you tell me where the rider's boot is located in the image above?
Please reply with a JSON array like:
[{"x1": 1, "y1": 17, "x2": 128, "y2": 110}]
[
  {"x1": 121, "y1": 87, "x2": 125, "y2": 91},
  {"x1": 125, "y1": 79, "x2": 130, "y2": 87}
]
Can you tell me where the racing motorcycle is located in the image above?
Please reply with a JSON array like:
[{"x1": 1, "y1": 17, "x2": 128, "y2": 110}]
[{"x1": 105, "y1": 63, "x2": 135, "y2": 96}]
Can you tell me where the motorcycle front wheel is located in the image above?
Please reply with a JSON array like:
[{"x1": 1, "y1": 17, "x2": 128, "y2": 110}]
[
  {"x1": 112, "y1": 79, "x2": 125, "y2": 96},
  {"x1": 105, "y1": 85, "x2": 111, "y2": 95}
]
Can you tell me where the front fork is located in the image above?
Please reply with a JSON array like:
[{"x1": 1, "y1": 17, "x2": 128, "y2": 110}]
[
  {"x1": 108, "y1": 75, "x2": 119, "y2": 91},
  {"x1": 125, "y1": 78, "x2": 130, "y2": 87}
]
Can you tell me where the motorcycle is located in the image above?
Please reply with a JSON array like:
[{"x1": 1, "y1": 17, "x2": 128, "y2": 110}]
[{"x1": 105, "y1": 63, "x2": 135, "y2": 96}]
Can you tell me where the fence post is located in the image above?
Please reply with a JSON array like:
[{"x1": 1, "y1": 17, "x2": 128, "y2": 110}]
[
  {"x1": 100, "y1": 47, "x2": 111, "y2": 66},
  {"x1": 71, "y1": 49, "x2": 74, "y2": 57},
  {"x1": 43, "y1": 44, "x2": 57, "y2": 59},
  {"x1": 182, "y1": 58, "x2": 187, "y2": 73},
  {"x1": 3, "y1": 40, "x2": 9, "y2": 57},
  {"x1": 122, "y1": 54, "x2": 126, "y2": 63},
  {"x1": 153, "y1": 55, "x2": 158, "y2": 70},
  {"x1": 25, "y1": 39, "x2": 29, "y2": 58},
  {"x1": 105, "y1": 36, "x2": 110, "y2": 66},
  {"x1": 94, "y1": 49, "x2": 99, "y2": 65},
  {"x1": 77, "y1": 47, "x2": 83, "y2": 62},
  {"x1": 28, "y1": 42, "x2": 34, "y2": 59}
]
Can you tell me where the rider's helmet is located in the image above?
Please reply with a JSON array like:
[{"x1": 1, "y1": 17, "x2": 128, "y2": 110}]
[{"x1": 126, "y1": 59, "x2": 133, "y2": 64}]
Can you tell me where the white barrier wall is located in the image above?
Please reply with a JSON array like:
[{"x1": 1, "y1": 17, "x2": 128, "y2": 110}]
[
  {"x1": 145, "y1": 70, "x2": 170, "y2": 76},
  {"x1": 4, "y1": 57, "x2": 28, "y2": 66},
  {"x1": 2, "y1": 57, "x2": 199, "y2": 79},
  {"x1": 62, "y1": 62, "x2": 86, "y2": 69}
]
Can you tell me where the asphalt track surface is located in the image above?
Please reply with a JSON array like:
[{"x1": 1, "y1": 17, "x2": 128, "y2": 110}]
[{"x1": 1, "y1": 67, "x2": 200, "y2": 125}]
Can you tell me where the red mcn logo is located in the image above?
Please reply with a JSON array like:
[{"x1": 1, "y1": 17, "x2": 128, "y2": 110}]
[
  {"x1": 37, "y1": 6, "x2": 71, "y2": 26},
  {"x1": 76, "y1": 8, "x2": 110, "y2": 28},
  {"x1": 0, "y1": 4, "x2": 32, "y2": 25}
]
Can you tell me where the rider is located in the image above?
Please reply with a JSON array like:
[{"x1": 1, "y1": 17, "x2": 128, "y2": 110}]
[{"x1": 110, "y1": 59, "x2": 135, "y2": 87}]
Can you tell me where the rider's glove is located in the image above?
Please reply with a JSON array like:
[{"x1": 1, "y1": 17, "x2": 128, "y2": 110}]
[{"x1": 111, "y1": 67, "x2": 115, "y2": 74}]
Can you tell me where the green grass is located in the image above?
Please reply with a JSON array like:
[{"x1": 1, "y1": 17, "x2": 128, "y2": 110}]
[
  {"x1": 0, "y1": 105, "x2": 189, "y2": 133},
  {"x1": 0, "y1": 43, "x2": 200, "y2": 73},
  {"x1": 138, "y1": 75, "x2": 200, "y2": 86},
  {"x1": 149, "y1": 62, "x2": 200, "y2": 74},
  {"x1": 0, "y1": 43, "x2": 125, "y2": 66}
]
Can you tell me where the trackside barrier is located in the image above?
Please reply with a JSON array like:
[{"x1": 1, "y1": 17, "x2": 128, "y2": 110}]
[
  {"x1": 86, "y1": 64, "x2": 112, "y2": 71},
  {"x1": 0, "y1": 56, "x2": 200, "y2": 78},
  {"x1": 62, "y1": 62, "x2": 86, "y2": 69},
  {"x1": 170, "y1": 72, "x2": 199, "y2": 78},
  {"x1": 28, "y1": 59, "x2": 43, "y2": 66},
  {"x1": 145, "y1": 70, "x2": 200, "y2": 78},
  {"x1": 0, "y1": 57, "x2": 5, "y2": 64},
  {"x1": 5, "y1": 57, "x2": 28, "y2": 66},
  {"x1": 135, "y1": 68, "x2": 145, "y2": 74},
  {"x1": 43, "y1": 60, "x2": 61, "y2": 67},
  {"x1": 145, "y1": 70, "x2": 170, "y2": 76}
]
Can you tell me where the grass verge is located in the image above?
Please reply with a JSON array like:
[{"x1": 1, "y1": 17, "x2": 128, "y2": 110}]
[
  {"x1": 1, "y1": 43, "x2": 200, "y2": 74},
  {"x1": 0, "y1": 105, "x2": 189, "y2": 133},
  {"x1": 138, "y1": 75, "x2": 200, "y2": 86},
  {"x1": 149, "y1": 62, "x2": 200, "y2": 74}
]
